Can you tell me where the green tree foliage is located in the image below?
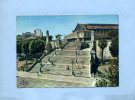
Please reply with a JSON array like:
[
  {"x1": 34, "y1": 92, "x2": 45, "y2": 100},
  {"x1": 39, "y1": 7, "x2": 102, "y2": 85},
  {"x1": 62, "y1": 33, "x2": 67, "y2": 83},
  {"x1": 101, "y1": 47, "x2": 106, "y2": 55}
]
[
  {"x1": 41, "y1": 36, "x2": 53, "y2": 41},
  {"x1": 109, "y1": 30, "x2": 119, "y2": 58},
  {"x1": 108, "y1": 30, "x2": 118, "y2": 37},
  {"x1": 110, "y1": 36, "x2": 118, "y2": 58},
  {"x1": 21, "y1": 40, "x2": 30, "y2": 55},
  {"x1": 29, "y1": 40, "x2": 35, "y2": 55},
  {"x1": 55, "y1": 34, "x2": 62, "y2": 39},
  {"x1": 17, "y1": 40, "x2": 22, "y2": 55},
  {"x1": 98, "y1": 39, "x2": 107, "y2": 64},
  {"x1": 49, "y1": 35, "x2": 53, "y2": 41},
  {"x1": 55, "y1": 34, "x2": 62, "y2": 48},
  {"x1": 18, "y1": 38, "x2": 45, "y2": 56},
  {"x1": 41, "y1": 36, "x2": 46, "y2": 41},
  {"x1": 96, "y1": 30, "x2": 119, "y2": 87},
  {"x1": 35, "y1": 39, "x2": 45, "y2": 54},
  {"x1": 96, "y1": 63, "x2": 119, "y2": 87}
]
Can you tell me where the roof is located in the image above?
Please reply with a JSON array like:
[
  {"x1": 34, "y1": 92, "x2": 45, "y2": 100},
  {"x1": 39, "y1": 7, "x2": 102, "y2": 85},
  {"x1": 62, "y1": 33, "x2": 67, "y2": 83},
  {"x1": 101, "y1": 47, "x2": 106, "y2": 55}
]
[{"x1": 74, "y1": 23, "x2": 118, "y2": 31}]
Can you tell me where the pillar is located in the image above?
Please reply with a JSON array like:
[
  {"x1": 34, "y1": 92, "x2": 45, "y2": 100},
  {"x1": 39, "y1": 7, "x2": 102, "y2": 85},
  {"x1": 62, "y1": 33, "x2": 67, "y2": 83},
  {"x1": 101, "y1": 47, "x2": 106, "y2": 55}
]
[{"x1": 46, "y1": 30, "x2": 52, "y2": 53}]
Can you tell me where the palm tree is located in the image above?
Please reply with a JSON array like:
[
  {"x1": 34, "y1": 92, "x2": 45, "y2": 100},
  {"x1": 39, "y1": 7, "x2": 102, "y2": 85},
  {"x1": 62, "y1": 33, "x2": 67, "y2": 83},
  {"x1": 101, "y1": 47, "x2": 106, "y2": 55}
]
[
  {"x1": 98, "y1": 39, "x2": 107, "y2": 65},
  {"x1": 55, "y1": 34, "x2": 62, "y2": 40},
  {"x1": 55, "y1": 34, "x2": 62, "y2": 48}
]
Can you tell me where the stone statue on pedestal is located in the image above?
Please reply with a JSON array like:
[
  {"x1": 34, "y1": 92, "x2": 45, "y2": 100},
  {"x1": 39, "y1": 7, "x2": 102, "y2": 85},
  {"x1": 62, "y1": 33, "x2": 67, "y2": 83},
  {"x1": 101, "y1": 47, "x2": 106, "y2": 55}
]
[{"x1": 45, "y1": 30, "x2": 52, "y2": 53}]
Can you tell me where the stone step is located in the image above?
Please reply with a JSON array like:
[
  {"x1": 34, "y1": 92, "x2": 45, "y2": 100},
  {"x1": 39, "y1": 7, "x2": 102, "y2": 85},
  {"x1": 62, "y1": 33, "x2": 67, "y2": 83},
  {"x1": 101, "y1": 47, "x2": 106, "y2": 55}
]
[{"x1": 42, "y1": 70, "x2": 72, "y2": 76}]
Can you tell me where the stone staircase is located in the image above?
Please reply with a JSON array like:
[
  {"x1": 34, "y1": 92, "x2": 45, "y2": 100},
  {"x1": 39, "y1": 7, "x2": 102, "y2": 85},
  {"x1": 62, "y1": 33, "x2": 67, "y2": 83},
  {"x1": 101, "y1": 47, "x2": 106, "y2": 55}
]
[{"x1": 30, "y1": 42, "x2": 91, "y2": 77}]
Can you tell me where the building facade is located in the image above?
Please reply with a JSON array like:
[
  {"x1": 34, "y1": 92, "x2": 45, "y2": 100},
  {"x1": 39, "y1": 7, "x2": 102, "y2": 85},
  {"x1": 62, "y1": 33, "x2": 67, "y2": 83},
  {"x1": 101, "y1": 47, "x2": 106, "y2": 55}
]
[
  {"x1": 65, "y1": 24, "x2": 118, "y2": 42},
  {"x1": 22, "y1": 32, "x2": 34, "y2": 39},
  {"x1": 34, "y1": 29, "x2": 43, "y2": 37},
  {"x1": 65, "y1": 24, "x2": 118, "y2": 59}
]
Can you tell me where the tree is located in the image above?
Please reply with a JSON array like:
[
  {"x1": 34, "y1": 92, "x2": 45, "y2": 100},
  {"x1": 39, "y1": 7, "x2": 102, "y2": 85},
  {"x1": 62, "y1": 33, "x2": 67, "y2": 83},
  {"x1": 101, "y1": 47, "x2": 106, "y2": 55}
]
[
  {"x1": 29, "y1": 40, "x2": 35, "y2": 55},
  {"x1": 21, "y1": 40, "x2": 30, "y2": 65},
  {"x1": 17, "y1": 40, "x2": 22, "y2": 55},
  {"x1": 108, "y1": 30, "x2": 118, "y2": 37},
  {"x1": 21, "y1": 40, "x2": 30, "y2": 55},
  {"x1": 98, "y1": 39, "x2": 107, "y2": 65},
  {"x1": 55, "y1": 34, "x2": 62, "y2": 39},
  {"x1": 35, "y1": 39, "x2": 45, "y2": 54},
  {"x1": 49, "y1": 35, "x2": 53, "y2": 41},
  {"x1": 55, "y1": 34, "x2": 62, "y2": 49},
  {"x1": 41, "y1": 36, "x2": 46, "y2": 41},
  {"x1": 38, "y1": 39, "x2": 45, "y2": 53},
  {"x1": 41, "y1": 36, "x2": 53, "y2": 41},
  {"x1": 96, "y1": 64, "x2": 119, "y2": 87},
  {"x1": 109, "y1": 33, "x2": 118, "y2": 58}
]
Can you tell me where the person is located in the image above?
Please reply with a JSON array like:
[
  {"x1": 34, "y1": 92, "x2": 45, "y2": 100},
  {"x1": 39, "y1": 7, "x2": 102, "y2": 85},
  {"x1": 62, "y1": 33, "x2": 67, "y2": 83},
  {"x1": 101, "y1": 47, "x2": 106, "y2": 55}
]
[
  {"x1": 66, "y1": 65, "x2": 70, "y2": 70},
  {"x1": 51, "y1": 61, "x2": 54, "y2": 65},
  {"x1": 71, "y1": 59, "x2": 74, "y2": 66},
  {"x1": 76, "y1": 59, "x2": 77, "y2": 63},
  {"x1": 75, "y1": 50, "x2": 77, "y2": 55},
  {"x1": 72, "y1": 70, "x2": 75, "y2": 76},
  {"x1": 21, "y1": 66, "x2": 24, "y2": 71},
  {"x1": 48, "y1": 58, "x2": 50, "y2": 62},
  {"x1": 40, "y1": 66, "x2": 43, "y2": 73}
]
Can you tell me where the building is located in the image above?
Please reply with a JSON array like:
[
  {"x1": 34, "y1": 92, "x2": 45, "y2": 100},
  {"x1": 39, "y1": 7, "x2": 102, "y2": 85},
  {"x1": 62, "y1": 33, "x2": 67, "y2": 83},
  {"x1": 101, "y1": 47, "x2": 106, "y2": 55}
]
[
  {"x1": 65, "y1": 23, "x2": 118, "y2": 42},
  {"x1": 65, "y1": 23, "x2": 118, "y2": 59},
  {"x1": 17, "y1": 35, "x2": 22, "y2": 40},
  {"x1": 34, "y1": 29, "x2": 43, "y2": 37},
  {"x1": 18, "y1": 29, "x2": 43, "y2": 40},
  {"x1": 22, "y1": 32, "x2": 34, "y2": 39}
]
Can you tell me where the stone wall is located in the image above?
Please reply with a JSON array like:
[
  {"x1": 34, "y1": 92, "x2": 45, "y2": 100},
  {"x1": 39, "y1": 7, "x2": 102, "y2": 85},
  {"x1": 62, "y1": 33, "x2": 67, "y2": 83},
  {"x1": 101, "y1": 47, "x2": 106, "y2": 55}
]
[
  {"x1": 96, "y1": 40, "x2": 113, "y2": 60},
  {"x1": 103, "y1": 40, "x2": 112, "y2": 59}
]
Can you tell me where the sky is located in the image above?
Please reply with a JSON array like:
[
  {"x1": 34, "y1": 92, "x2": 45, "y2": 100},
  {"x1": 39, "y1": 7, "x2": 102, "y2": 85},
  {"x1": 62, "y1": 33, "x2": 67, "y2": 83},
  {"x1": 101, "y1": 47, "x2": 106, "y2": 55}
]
[{"x1": 16, "y1": 15, "x2": 118, "y2": 38}]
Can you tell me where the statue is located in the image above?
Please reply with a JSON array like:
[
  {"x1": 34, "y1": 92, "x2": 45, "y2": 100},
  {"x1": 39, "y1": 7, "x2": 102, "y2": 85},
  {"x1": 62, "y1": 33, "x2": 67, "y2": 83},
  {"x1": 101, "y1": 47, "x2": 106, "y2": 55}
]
[{"x1": 45, "y1": 30, "x2": 52, "y2": 53}]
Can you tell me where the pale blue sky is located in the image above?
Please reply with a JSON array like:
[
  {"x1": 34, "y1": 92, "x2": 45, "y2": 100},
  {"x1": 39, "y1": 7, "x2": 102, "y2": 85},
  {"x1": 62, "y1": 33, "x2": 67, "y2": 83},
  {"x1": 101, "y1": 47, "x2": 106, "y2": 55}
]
[{"x1": 16, "y1": 15, "x2": 118, "y2": 38}]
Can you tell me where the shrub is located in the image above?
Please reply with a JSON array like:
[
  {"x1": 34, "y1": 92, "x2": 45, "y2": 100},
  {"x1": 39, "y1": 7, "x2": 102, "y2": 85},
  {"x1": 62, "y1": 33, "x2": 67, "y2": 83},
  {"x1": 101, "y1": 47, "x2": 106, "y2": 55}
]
[
  {"x1": 96, "y1": 64, "x2": 119, "y2": 87},
  {"x1": 18, "y1": 56, "x2": 25, "y2": 61}
]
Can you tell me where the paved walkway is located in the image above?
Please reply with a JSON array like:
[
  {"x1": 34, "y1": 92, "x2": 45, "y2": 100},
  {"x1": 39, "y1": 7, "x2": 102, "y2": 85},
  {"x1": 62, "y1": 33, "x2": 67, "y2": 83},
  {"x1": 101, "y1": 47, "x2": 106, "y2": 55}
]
[{"x1": 17, "y1": 71, "x2": 96, "y2": 86}]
